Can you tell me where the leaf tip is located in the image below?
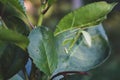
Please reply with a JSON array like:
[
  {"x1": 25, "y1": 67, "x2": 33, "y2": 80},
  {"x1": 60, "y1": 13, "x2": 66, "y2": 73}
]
[
  {"x1": 109, "y1": 2, "x2": 118, "y2": 11},
  {"x1": 111, "y1": 2, "x2": 118, "y2": 7}
]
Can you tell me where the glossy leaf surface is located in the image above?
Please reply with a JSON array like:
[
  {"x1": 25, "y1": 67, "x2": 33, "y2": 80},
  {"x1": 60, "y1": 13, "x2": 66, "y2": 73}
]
[
  {"x1": 28, "y1": 26, "x2": 58, "y2": 75},
  {"x1": 53, "y1": 24, "x2": 110, "y2": 76}
]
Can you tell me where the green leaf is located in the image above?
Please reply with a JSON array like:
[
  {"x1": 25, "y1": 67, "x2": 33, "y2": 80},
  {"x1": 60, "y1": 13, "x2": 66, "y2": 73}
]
[
  {"x1": 48, "y1": 0, "x2": 57, "y2": 6},
  {"x1": 3, "y1": 16, "x2": 29, "y2": 36},
  {"x1": 0, "y1": 3, "x2": 30, "y2": 35},
  {"x1": 55, "y1": 1, "x2": 117, "y2": 35},
  {"x1": 0, "y1": 41, "x2": 7, "y2": 59},
  {"x1": 0, "y1": 28, "x2": 29, "y2": 50},
  {"x1": 0, "y1": 17, "x2": 7, "y2": 29},
  {"x1": 62, "y1": 38, "x2": 73, "y2": 46},
  {"x1": 28, "y1": 26, "x2": 58, "y2": 75},
  {"x1": 0, "y1": 0, "x2": 26, "y2": 16},
  {"x1": 9, "y1": 74, "x2": 24, "y2": 80},
  {"x1": 53, "y1": 24, "x2": 110, "y2": 76},
  {"x1": 82, "y1": 31, "x2": 92, "y2": 47},
  {"x1": 0, "y1": 44, "x2": 28, "y2": 79}
]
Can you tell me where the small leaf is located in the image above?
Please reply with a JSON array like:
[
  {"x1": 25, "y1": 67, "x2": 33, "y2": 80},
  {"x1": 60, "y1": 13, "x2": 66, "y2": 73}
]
[
  {"x1": 82, "y1": 31, "x2": 92, "y2": 47},
  {"x1": 28, "y1": 26, "x2": 58, "y2": 75},
  {"x1": 55, "y1": 1, "x2": 117, "y2": 35},
  {"x1": 64, "y1": 47, "x2": 69, "y2": 54},
  {"x1": 0, "y1": 28, "x2": 29, "y2": 50}
]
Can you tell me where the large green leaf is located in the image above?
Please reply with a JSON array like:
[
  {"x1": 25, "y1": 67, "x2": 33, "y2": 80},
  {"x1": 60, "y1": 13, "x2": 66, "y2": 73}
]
[
  {"x1": 0, "y1": 28, "x2": 29, "y2": 50},
  {"x1": 0, "y1": 2, "x2": 29, "y2": 35},
  {"x1": 0, "y1": 0, "x2": 26, "y2": 16},
  {"x1": 55, "y1": 1, "x2": 116, "y2": 35},
  {"x1": 28, "y1": 26, "x2": 58, "y2": 75},
  {"x1": 0, "y1": 44, "x2": 28, "y2": 79},
  {"x1": 53, "y1": 24, "x2": 110, "y2": 76}
]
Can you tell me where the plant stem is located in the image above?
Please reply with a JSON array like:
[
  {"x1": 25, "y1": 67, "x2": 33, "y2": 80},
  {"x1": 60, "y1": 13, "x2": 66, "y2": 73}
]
[
  {"x1": 0, "y1": 17, "x2": 8, "y2": 29},
  {"x1": 41, "y1": 5, "x2": 50, "y2": 15},
  {"x1": 37, "y1": 14, "x2": 43, "y2": 26},
  {"x1": 23, "y1": 67, "x2": 29, "y2": 80},
  {"x1": 37, "y1": 2, "x2": 50, "y2": 27},
  {"x1": 26, "y1": 17, "x2": 34, "y2": 29},
  {"x1": 29, "y1": 62, "x2": 36, "y2": 80},
  {"x1": 50, "y1": 71, "x2": 88, "y2": 80}
]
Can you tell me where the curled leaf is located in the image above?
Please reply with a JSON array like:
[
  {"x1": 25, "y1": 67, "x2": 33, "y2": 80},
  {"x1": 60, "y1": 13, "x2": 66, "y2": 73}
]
[{"x1": 82, "y1": 31, "x2": 92, "y2": 47}]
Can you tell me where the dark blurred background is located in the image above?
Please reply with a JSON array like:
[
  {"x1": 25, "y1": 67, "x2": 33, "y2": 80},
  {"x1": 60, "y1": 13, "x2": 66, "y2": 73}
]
[{"x1": 23, "y1": 0, "x2": 120, "y2": 80}]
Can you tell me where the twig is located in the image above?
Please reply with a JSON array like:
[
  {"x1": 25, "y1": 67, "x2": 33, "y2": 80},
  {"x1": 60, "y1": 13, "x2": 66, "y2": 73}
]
[
  {"x1": 29, "y1": 62, "x2": 36, "y2": 80},
  {"x1": 41, "y1": 6, "x2": 50, "y2": 15},
  {"x1": 26, "y1": 18, "x2": 34, "y2": 29},
  {"x1": 50, "y1": 71, "x2": 89, "y2": 80},
  {"x1": 23, "y1": 67, "x2": 29, "y2": 80}
]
